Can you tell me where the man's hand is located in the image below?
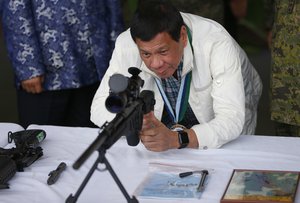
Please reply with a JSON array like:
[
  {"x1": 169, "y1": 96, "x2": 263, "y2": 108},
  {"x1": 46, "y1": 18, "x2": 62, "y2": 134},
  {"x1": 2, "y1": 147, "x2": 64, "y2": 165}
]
[
  {"x1": 140, "y1": 111, "x2": 178, "y2": 152},
  {"x1": 21, "y1": 76, "x2": 44, "y2": 94}
]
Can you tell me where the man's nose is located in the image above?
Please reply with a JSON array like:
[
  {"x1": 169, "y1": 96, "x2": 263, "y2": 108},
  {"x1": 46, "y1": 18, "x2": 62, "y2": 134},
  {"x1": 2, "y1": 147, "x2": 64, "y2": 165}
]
[{"x1": 150, "y1": 55, "x2": 163, "y2": 70}]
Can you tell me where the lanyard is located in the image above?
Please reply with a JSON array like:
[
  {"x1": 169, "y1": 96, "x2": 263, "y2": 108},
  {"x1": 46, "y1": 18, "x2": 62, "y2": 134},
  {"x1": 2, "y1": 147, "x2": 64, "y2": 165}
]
[{"x1": 155, "y1": 72, "x2": 192, "y2": 123}]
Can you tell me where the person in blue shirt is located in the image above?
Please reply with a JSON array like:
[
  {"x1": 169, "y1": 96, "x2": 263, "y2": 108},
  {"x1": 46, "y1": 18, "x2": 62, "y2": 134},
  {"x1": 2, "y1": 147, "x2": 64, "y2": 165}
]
[{"x1": 1, "y1": 0, "x2": 124, "y2": 128}]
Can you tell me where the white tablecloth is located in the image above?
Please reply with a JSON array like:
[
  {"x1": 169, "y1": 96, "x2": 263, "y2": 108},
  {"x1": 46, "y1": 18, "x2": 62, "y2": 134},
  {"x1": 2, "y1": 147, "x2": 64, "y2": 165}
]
[{"x1": 1, "y1": 124, "x2": 300, "y2": 203}]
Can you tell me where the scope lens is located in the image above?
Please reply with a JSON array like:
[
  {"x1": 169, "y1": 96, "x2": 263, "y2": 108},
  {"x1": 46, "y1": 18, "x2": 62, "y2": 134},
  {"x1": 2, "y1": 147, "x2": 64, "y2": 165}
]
[{"x1": 105, "y1": 94, "x2": 126, "y2": 113}]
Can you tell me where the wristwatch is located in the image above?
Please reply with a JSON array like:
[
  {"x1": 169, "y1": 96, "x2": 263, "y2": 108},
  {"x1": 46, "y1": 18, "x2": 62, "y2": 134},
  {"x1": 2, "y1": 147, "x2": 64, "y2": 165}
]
[{"x1": 178, "y1": 130, "x2": 189, "y2": 149}]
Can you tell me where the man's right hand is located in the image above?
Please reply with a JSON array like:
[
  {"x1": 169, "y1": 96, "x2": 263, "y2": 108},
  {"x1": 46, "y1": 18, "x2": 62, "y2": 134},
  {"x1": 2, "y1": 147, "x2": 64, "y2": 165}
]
[
  {"x1": 140, "y1": 111, "x2": 179, "y2": 152},
  {"x1": 21, "y1": 76, "x2": 44, "y2": 94}
]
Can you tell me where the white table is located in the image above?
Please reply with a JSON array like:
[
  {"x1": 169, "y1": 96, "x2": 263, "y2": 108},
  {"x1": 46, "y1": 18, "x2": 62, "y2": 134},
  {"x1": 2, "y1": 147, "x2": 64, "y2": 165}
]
[{"x1": 1, "y1": 124, "x2": 300, "y2": 203}]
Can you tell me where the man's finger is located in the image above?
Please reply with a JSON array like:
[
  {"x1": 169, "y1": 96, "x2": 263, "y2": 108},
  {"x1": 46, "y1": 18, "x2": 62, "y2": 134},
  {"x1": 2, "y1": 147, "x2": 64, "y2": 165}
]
[{"x1": 147, "y1": 112, "x2": 161, "y2": 126}]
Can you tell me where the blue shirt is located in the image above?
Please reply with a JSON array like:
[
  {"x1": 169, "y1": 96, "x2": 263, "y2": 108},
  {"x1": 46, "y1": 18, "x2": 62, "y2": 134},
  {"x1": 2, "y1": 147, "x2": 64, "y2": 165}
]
[
  {"x1": 0, "y1": 1, "x2": 3, "y2": 15},
  {"x1": 1, "y1": 0, "x2": 124, "y2": 90}
]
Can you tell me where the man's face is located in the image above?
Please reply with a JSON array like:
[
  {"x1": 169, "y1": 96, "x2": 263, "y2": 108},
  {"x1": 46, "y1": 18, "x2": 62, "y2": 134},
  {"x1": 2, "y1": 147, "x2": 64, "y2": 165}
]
[{"x1": 135, "y1": 26, "x2": 187, "y2": 79}]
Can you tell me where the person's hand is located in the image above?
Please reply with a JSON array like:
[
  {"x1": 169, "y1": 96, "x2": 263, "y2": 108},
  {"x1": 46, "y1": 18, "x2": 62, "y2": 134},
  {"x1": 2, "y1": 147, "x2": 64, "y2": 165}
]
[
  {"x1": 140, "y1": 111, "x2": 178, "y2": 152},
  {"x1": 21, "y1": 75, "x2": 44, "y2": 94}
]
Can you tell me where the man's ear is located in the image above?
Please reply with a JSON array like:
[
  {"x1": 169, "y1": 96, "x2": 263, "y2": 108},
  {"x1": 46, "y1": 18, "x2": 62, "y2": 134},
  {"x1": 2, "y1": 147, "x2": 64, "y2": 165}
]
[{"x1": 180, "y1": 25, "x2": 188, "y2": 47}]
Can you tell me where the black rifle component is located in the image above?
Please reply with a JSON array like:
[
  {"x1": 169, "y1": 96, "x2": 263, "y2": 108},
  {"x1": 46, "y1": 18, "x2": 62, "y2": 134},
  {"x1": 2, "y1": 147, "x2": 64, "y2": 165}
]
[
  {"x1": 67, "y1": 67, "x2": 155, "y2": 203},
  {"x1": 0, "y1": 129, "x2": 46, "y2": 188},
  {"x1": 73, "y1": 67, "x2": 155, "y2": 169},
  {"x1": 47, "y1": 162, "x2": 67, "y2": 185},
  {"x1": 0, "y1": 129, "x2": 46, "y2": 171},
  {"x1": 0, "y1": 155, "x2": 17, "y2": 189},
  {"x1": 105, "y1": 67, "x2": 145, "y2": 114}
]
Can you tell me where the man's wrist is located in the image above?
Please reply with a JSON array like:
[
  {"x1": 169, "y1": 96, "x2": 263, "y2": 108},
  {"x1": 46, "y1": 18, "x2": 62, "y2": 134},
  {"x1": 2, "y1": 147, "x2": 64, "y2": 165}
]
[{"x1": 170, "y1": 128, "x2": 199, "y2": 149}]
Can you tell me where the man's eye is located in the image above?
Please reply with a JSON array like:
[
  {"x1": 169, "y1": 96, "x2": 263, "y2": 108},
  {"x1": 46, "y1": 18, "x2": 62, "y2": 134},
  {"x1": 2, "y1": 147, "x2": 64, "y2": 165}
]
[
  {"x1": 160, "y1": 50, "x2": 168, "y2": 55},
  {"x1": 142, "y1": 53, "x2": 150, "y2": 58}
]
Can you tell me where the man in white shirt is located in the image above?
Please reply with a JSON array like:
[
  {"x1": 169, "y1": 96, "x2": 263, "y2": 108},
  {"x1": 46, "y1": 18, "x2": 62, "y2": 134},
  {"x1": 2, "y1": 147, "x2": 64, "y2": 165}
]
[{"x1": 91, "y1": 0, "x2": 262, "y2": 151}]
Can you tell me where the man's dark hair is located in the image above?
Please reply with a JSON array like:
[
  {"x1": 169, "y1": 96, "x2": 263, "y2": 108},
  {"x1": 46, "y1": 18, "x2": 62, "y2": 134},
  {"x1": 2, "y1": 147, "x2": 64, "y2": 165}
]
[{"x1": 130, "y1": 0, "x2": 184, "y2": 42}]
